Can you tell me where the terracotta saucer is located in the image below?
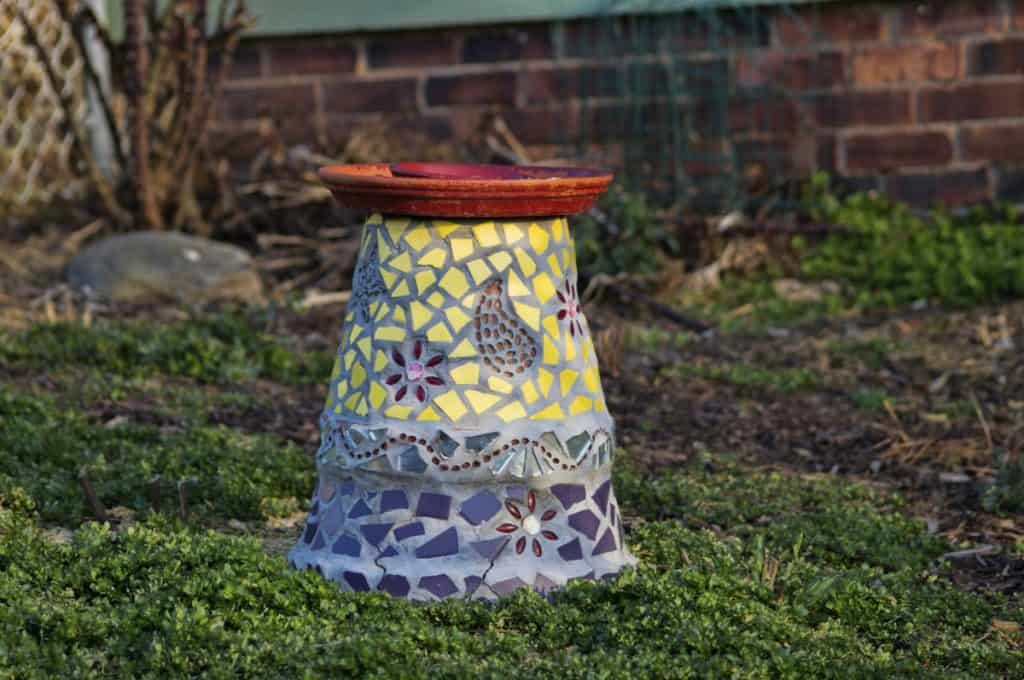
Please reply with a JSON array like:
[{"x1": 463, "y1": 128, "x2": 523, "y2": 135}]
[{"x1": 318, "y1": 163, "x2": 613, "y2": 218}]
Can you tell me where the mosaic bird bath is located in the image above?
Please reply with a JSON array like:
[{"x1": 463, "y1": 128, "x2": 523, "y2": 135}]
[{"x1": 289, "y1": 163, "x2": 636, "y2": 600}]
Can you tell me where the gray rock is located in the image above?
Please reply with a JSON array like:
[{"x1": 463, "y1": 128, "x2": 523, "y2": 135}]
[{"x1": 68, "y1": 231, "x2": 264, "y2": 304}]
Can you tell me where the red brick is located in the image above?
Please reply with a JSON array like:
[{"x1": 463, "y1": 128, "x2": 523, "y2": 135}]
[
  {"x1": 969, "y1": 39, "x2": 1024, "y2": 76},
  {"x1": 962, "y1": 124, "x2": 1024, "y2": 162},
  {"x1": 425, "y1": 72, "x2": 517, "y2": 107},
  {"x1": 265, "y1": 39, "x2": 356, "y2": 76},
  {"x1": 885, "y1": 168, "x2": 991, "y2": 207},
  {"x1": 774, "y1": 5, "x2": 883, "y2": 46},
  {"x1": 211, "y1": 41, "x2": 263, "y2": 80},
  {"x1": 815, "y1": 90, "x2": 912, "y2": 128},
  {"x1": 367, "y1": 31, "x2": 458, "y2": 70},
  {"x1": 322, "y1": 78, "x2": 418, "y2": 114},
  {"x1": 844, "y1": 131, "x2": 953, "y2": 172},
  {"x1": 462, "y1": 25, "x2": 552, "y2": 63},
  {"x1": 919, "y1": 81, "x2": 1024, "y2": 122},
  {"x1": 728, "y1": 97, "x2": 803, "y2": 135},
  {"x1": 220, "y1": 83, "x2": 316, "y2": 121},
  {"x1": 852, "y1": 44, "x2": 960, "y2": 85},
  {"x1": 521, "y1": 66, "x2": 622, "y2": 104},
  {"x1": 737, "y1": 51, "x2": 845, "y2": 90},
  {"x1": 900, "y1": 1, "x2": 1006, "y2": 38}
]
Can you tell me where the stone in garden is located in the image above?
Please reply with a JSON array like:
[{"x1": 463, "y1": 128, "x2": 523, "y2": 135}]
[{"x1": 67, "y1": 231, "x2": 263, "y2": 304}]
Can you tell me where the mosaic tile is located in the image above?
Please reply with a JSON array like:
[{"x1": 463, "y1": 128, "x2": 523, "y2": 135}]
[
  {"x1": 394, "y1": 521, "x2": 425, "y2": 542},
  {"x1": 490, "y1": 577, "x2": 528, "y2": 596},
  {"x1": 415, "y1": 527, "x2": 459, "y2": 558},
  {"x1": 459, "y1": 490, "x2": 502, "y2": 525},
  {"x1": 470, "y1": 537, "x2": 508, "y2": 561},
  {"x1": 379, "y1": 574, "x2": 411, "y2": 597},
  {"x1": 557, "y1": 537, "x2": 584, "y2": 561},
  {"x1": 343, "y1": 571, "x2": 371, "y2": 592},
  {"x1": 592, "y1": 528, "x2": 618, "y2": 556},
  {"x1": 528, "y1": 223, "x2": 549, "y2": 253},
  {"x1": 359, "y1": 523, "x2": 393, "y2": 547},
  {"x1": 475, "y1": 221, "x2": 501, "y2": 248},
  {"x1": 434, "y1": 431, "x2": 460, "y2": 459},
  {"x1": 398, "y1": 446, "x2": 428, "y2": 474},
  {"x1": 331, "y1": 534, "x2": 361, "y2": 557},
  {"x1": 420, "y1": 574, "x2": 459, "y2": 599},
  {"x1": 551, "y1": 483, "x2": 587, "y2": 509},
  {"x1": 568, "y1": 509, "x2": 600, "y2": 541},
  {"x1": 465, "y1": 432, "x2": 500, "y2": 452},
  {"x1": 415, "y1": 492, "x2": 451, "y2": 520},
  {"x1": 534, "y1": 573, "x2": 558, "y2": 594},
  {"x1": 380, "y1": 490, "x2": 408, "y2": 512},
  {"x1": 302, "y1": 522, "x2": 318, "y2": 544},
  {"x1": 592, "y1": 479, "x2": 611, "y2": 516},
  {"x1": 348, "y1": 499, "x2": 373, "y2": 519}
]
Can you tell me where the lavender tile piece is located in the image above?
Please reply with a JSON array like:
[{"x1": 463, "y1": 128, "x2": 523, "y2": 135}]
[
  {"x1": 465, "y1": 575, "x2": 484, "y2": 596},
  {"x1": 379, "y1": 544, "x2": 399, "y2": 559},
  {"x1": 359, "y1": 522, "x2": 393, "y2": 547},
  {"x1": 302, "y1": 522, "x2": 318, "y2": 544},
  {"x1": 557, "y1": 537, "x2": 583, "y2": 562},
  {"x1": 490, "y1": 577, "x2": 527, "y2": 596},
  {"x1": 331, "y1": 534, "x2": 361, "y2": 557},
  {"x1": 310, "y1": 530, "x2": 326, "y2": 551},
  {"x1": 415, "y1": 527, "x2": 459, "y2": 558},
  {"x1": 348, "y1": 499, "x2": 373, "y2": 519},
  {"x1": 379, "y1": 575, "x2": 410, "y2": 597},
  {"x1": 459, "y1": 490, "x2": 502, "y2": 525},
  {"x1": 533, "y1": 573, "x2": 558, "y2": 594},
  {"x1": 465, "y1": 431, "x2": 499, "y2": 453},
  {"x1": 550, "y1": 483, "x2": 586, "y2": 510},
  {"x1": 380, "y1": 489, "x2": 408, "y2": 512},
  {"x1": 505, "y1": 485, "x2": 527, "y2": 503},
  {"x1": 592, "y1": 479, "x2": 611, "y2": 516},
  {"x1": 338, "y1": 481, "x2": 357, "y2": 497},
  {"x1": 435, "y1": 431, "x2": 459, "y2": 459},
  {"x1": 420, "y1": 574, "x2": 459, "y2": 599},
  {"x1": 343, "y1": 570, "x2": 370, "y2": 592},
  {"x1": 591, "y1": 528, "x2": 618, "y2": 556},
  {"x1": 320, "y1": 501, "x2": 346, "y2": 536},
  {"x1": 394, "y1": 521, "x2": 425, "y2": 542},
  {"x1": 470, "y1": 537, "x2": 508, "y2": 561},
  {"x1": 568, "y1": 509, "x2": 600, "y2": 540},
  {"x1": 415, "y1": 492, "x2": 451, "y2": 519}
]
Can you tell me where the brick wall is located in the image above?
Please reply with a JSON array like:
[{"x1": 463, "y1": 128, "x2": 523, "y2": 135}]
[{"x1": 213, "y1": 1, "x2": 1024, "y2": 208}]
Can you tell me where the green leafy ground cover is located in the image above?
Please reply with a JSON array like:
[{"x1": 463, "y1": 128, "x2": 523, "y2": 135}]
[{"x1": 2, "y1": 316, "x2": 1022, "y2": 678}]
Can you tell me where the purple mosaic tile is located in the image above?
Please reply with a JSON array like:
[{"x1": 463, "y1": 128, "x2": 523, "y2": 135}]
[
  {"x1": 470, "y1": 537, "x2": 508, "y2": 561},
  {"x1": 592, "y1": 479, "x2": 611, "y2": 516},
  {"x1": 343, "y1": 570, "x2": 370, "y2": 592},
  {"x1": 459, "y1": 490, "x2": 502, "y2": 525},
  {"x1": 359, "y1": 522, "x2": 393, "y2": 547},
  {"x1": 348, "y1": 499, "x2": 373, "y2": 519},
  {"x1": 338, "y1": 481, "x2": 357, "y2": 497},
  {"x1": 568, "y1": 509, "x2": 600, "y2": 540},
  {"x1": 505, "y1": 485, "x2": 527, "y2": 503},
  {"x1": 591, "y1": 528, "x2": 618, "y2": 556},
  {"x1": 419, "y1": 574, "x2": 459, "y2": 599},
  {"x1": 490, "y1": 577, "x2": 527, "y2": 596},
  {"x1": 415, "y1": 527, "x2": 459, "y2": 559},
  {"x1": 302, "y1": 522, "x2": 318, "y2": 544},
  {"x1": 465, "y1": 575, "x2": 484, "y2": 596},
  {"x1": 379, "y1": 574, "x2": 410, "y2": 597},
  {"x1": 557, "y1": 537, "x2": 583, "y2": 562},
  {"x1": 415, "y1": 492, "x2": 452, "y2": 520},
  {"x1": 394, "y1": 521, "x2": 425, "y2": 542},
  {"x1": 533, "y1": 573, "x2": 558, "y2": 594},
  {"x1": 550, "y1": 483, "x2": 586, "y2": 509},
  {"x1": 379, "y1": 544, "x2": 399, "y2": 559},
  {"x1": 380, "y1": 489, "x2": 408, "y2": 512},
  {"x1": 310, "y1": 530, "x2": 326, "y2": 551},
  {"x1": 331, "y1": 534, "x2": 361, "y2": 557},
  {"x1": 319, "y1": 500, "x2": 346, "y2": 536}
]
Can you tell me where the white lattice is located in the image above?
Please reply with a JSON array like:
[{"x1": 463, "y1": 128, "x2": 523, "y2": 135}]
[{"x1": 0, "y1": 0, "x2": 88, "y2": 205}]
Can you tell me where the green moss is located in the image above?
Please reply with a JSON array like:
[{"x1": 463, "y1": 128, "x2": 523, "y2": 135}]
[{"x1": 666, "y1": 361, "x2": 820, "y2": 393}]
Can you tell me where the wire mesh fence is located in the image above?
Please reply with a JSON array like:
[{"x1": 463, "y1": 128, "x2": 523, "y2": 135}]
[{"x1": 0, "y1": 0, "x2": 88, "y2": 208}]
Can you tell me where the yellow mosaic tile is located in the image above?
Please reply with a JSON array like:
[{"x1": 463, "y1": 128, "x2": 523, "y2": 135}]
[
  {"x1": 559, "y1": 368, "x2": 578, "y2": 396},
  {"x1": 496, "y1": 401, "x2": 527, "y2": 422},
  {"x1": 367, "y1": 212, "x2": 384, "y2": 225},
  {"x1": 467, "y1": 258, "x2": 492, "y2": 284},
  {"x1": 348, "y1": 323, "x2": 363, "y2": 342},
  {"x1": 565, "y1": 336, "x2": 577, "y2": 361},
  {"x1": 369, "y1": 383, "x2": 387, "y2": 409},
  {"x1": 384, "y1": 403, "x2": 412, "y2": 419},
  {"x1": 595, "y1": 398, "x2": 607, "y2": 413},
  {"x1": 439, "y1": 268, "x2": 470, "y2": 298},
  {"x1": 461, "y1": 293, "x2": 476, "y2": 309},
  {"x1": 432, "y1": 220, "x2": 460, "y2": 238},
  {"x1": 350, "y1": 362, "x2": 367, "y2": 389},
  {"x1": 336, "y1": 379, "x2": 349, "y2": 399},
  {"x1": 434, "y1": 390, "x2": 468, "y2": 420},
  {"x1": 344, "y1": 392, "x2": 361, "y2": 410},
  {"x1": 507, "y1": 270, "x2": 530, "y2": 297},
  {"x1": 354, "y1": 395, "x2": 369, "y2": 416},
  {"x1": 542, "y1": 315, "x2": 560, "y2": 341},
  {"x1": 542, "y1": 336, "x2": 559, "y2": 365},
  {"x1": 465, "y1": 389, "x2": 500, "y2": 414},
  {"x1": 415, "y1": 270, "x2": 436, "y2": 294},
  {"x1": 446, "y1": 306, "x2": 471, "y2": 332},
  {"x1": 418, "y1": 248, "x2": 447, "y2": 268},
  {"x1": 372, "y1": 302, "x2": 387, "y2": 322},
  {"x1": 344, "y1": 349, "x2": 356, "y2": 370},
  {"x1": 512, "y1": 301, "x2": 540, "y2": 331},
  {"x1": 547, "y1": 253, "x2": 563, "y2": 279},
  {"x1": 562, "y1": 248, "x2": 571, "y2": 270},
  {"x1": 488, "y1": 251, "x2": 512, "y2": 272},
  {"x1": 522, "y1": 380, "x2": 539, "y2": 404},
  {"x1": 504, "y1": 222, "x2": 524, "y2": 244},
  {"x1": 392, "y1": 280, "x2": 411, "y2": 297},
  {"x1": 584, "y1": 366, "x2": 601, "y2": 392},
  {"x1": 329, "y1": 356, "x2": 342, "y2": 380},
  {"x1": 514, "y1": 247, "x2": 536, "y2": 276},
  {"x1": 426, "y1": 322, "x2": 453, "y2": 343},
  {"x1": 377, "y1": 233, "x2": 392, "y2": 260},
  {"x1": 385, "y1": 217, "x2": 409, "y2": 244},
  {"x1": 450, "y1": 338, "x2": 477, "y2": 359},
  {"x1": 393, "y1": 306, "x2": 407, "y2": 323},
  {"x1": 528, "y1": 223, "x2": 550, "y2": 253},
  {"x1": 410, "y1": 301, "x2": 432, "y2": 330},
  {"x1": 390, "y1": 252, "x2": 411, "y2": 273},
  {"x1": 552, "y1": 217, "x2": 565, "y2": 242},
  {"x1": 356, "y1": 337, "x2": 372, "y2": 360},
  {"x1": 450, "y1": 363, "x2": 479, "y2": 385},
  {"x1": 417, "y1": 406, "x2": 442, "y2": 422},
  {"x1": 532, "y1": 272, "x2": 556, "y2": 303},
  {"x1": 530, "y1": 402, "x2": 564, "y2": 420},
  {"x1": 569, "y1": 395, "x2": 593, "y2": 415},
  {"x1": 451, "y1": 238, "x2": 474, "y2": 261},
  {"x1": 487, "y1": 375, "x2": 513, "y2": 394},
  {"x1": 537, "y1": 368, "x2": 554, "y2": 396},
  {"x1": 374, "y1": 349, "x2": 389, "y2": 372},
  {"x1": 374, "y1": 326, "x2": 406, "y2": 342},
  {"x1": 404, "y1": 225, "x2": 431, "y2": 252},
  {"x1": 475, "y1": 221, "x2": 501, "y2": 248},
  {"x1": 427, "y1": 291, "x2": 445, "y2": 308}
]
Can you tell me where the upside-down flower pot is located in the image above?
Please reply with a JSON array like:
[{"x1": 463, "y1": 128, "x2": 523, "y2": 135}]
[{"x1": 289, "y1": 163, "x2": 636, "y2": 600}]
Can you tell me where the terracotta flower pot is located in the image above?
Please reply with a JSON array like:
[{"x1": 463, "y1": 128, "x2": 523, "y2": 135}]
[{"x1": 289, "y1": 163, "x2": 635, "y2": 600}]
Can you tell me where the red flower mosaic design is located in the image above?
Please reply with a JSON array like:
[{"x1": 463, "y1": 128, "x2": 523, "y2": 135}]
[
  {"x1": 496, "y1": 490, "x2": 558, "y2": 556},
  {"x1": 385, "y1": 340, "x2": 444, "y2": 403},
  {"x1": 556, "y1": 280, "x2": 584, "y2": 338}
]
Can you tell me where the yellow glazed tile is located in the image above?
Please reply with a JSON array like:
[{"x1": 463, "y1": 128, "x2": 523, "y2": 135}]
[
  {"x1": 503, "y1": 222, "x2": 524, "y2": 244},
  {"x1": 371, "y1": 301, "x2": 386, "y2": 322},
  {"x1": 461, "y1": 293, "x2": 477, "y2": 309},
  {"x1": 584, "y1": 366, "x2": 601, "y2": 392},
  {"x1": 488, "y1": 251, "x2": 512, "y2": 272},
  {"x1": 418, "y1": 248, "x2": 447, "y2": 268},
  {"x1": 434, "y1": 390, "x2": 468, "y2": 420},
  {"x1": 475, "y1": 221, "x2": 501, "y2": 248},
  {"x1": 451, "y1": 237, "x2": 474, "y2": 261},
  {"x1": 390, "y1": 252, "x2": 411, "y2": 272},
  {"x1": 450, "y1": 363, "x2": 480, "y2": 385},
  {"x1": 369, "y1": 383, "x2": 387, "y2": 409},
  {"x1": 417, "y1": 406, "x2": 442, "y2": 422},
  {"x1": 427, "y1": 291, "x2": 445, "y2": 308},
  {"x1": 375, "y1": 326, "x2": 406, "y2": 342},
  {"x1": 354, "y1": 395, "x2": 368, "y2": 416},
  {"x1": 537, "y1": 368, "x2": 554, "y2": 397},
  {"x1": 496, "y1": 401, "x2": 527, "y2": 422},
  {"x1": 542, "y1": 315, "x2": 560, "y2": 341},
  {"x1": 350, "y1": 362, "x2": 367, "y2": 389},
  {"x1": 374, "y1": 349, "x2": 389, "y2": 372},
  {"x1": 366, "y1": 212, "x2": 384, "y2": 225},
  {"x1": 384, "y1": 403, "x2": 412, "y2": 419},
  {"x1": 467, "y1": 259, "x2": 492, "y2": 284},
  {"x1": 565, "y1": 336, "x2": 576, "y2": 361},
  {"x1": 547, "y1": 253, "x2": 563, "y2": 279},
  {"x1": 409, "y1": 301, "x2": 432, "y2": 330},
  {"x1": 514, "y1": 247, "x2": 536, "y2": 276},
  {"x1": 562, "y1": 248, "x2": 571, "y2": 270},
  {"x1": 432, "y1": 220, "x2": 460, "y2": 238},
  {"x1": 569, "y1": 395, "x2": 593, "y2": 415},
  {"x1": 522, "y1": 381, "x2": 539, "y2": 404},
  {"x1": 530, "y1": 402, "x2": 564, "y2": 420},
  {"x1": 465, "y1": 389, "x2": 501, "y2": 414},
  {"x1": 450, "y1": 338, "x2": 477, "y2": 358},
  {"x1": 415, "y1": 270, "x2": 436, "y2": 295},
  {"x1": 559, "y1": 368, "x2": 578, "y2": 395},
  {"x1": 487, "y1": 375, "x2": 513, "y2": 394},
  {"x1": 439, "y1": 268, "x2": 470, "y2": 298},
  {"x1": 385, "y1": 217, "x2": 407, "y2": 244},
  {"x1": 528, "y1": 223, "x2": 550, "y2": 253},
  {"x1": 329, "y1": 356, "x2": 342, "y2": 380},
  {"x1": 532, "y1": 272, "x2": 556, "y2": 303},
  {"x1": 380, "y1": 269, "x2": 397, "y2": 289},
  {"x1": 348, "y1": 323, "x2": 363, "y2": 342},
  {"x1": 344, "y1": 392, "x2": 361, "y2": 411},
  {"x1": 595, "y1": 398, "x2": 607, "y2": 413},
  {"x1": 446, "y1": 306, "x2": 471, "y2": 332},
  {"x1": 393, "y1": 306, "x2": 407, "y2": 323},
  {"x1": 512, "y1": 301, "x2": 540, "y2": 331},
  {"x1": 391, "y1": 279, "x2": 411, "y2": 297},
  {"x1": 542, "y1": 336, "x2": 559, "y2": 365},
  {"x1": 404, "y1": 225, "x2": 431, "y2": 251},
  {"x1": 336, "y1": 379, "x2": 349, "y2": 399},
  {"x1": 377, "y1": 233, "x2": 392, "y2": 260},
  {"x1": 426, "y1": 322, "x2": 453, "y2": 343},
  {"x1": 507, "y1": 270, "x2": 530, "y2": 297},
  {"x1": 344, "y1": 349, "x2": 357, "y2": 370},
  {"x1": 356, "y1": 337, "x2": 372, "y2": 360},
  {"x1": 552, "y1": 218, "x2": 564, "y2": 242}
]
